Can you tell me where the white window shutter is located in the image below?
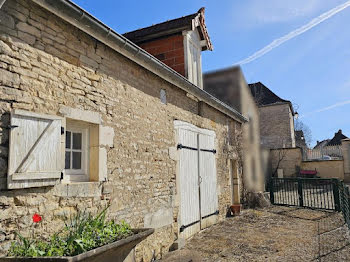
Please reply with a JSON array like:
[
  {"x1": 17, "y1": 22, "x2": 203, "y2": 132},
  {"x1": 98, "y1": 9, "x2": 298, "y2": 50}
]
[{"x1": 8, "y1": 110, "x2": 63, "y2": 189}]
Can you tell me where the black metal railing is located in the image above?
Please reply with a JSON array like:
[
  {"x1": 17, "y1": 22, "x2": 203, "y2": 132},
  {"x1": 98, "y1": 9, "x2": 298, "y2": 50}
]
[
  {"x1": 338, "y1": 180, "x2": 350, "y2": 230},
  {"x1": 269, "y1": 177, "x2": 350, "y2": 229},
  {"x1": 269, "y1": 178, "x2": 339, "y2": 211}
]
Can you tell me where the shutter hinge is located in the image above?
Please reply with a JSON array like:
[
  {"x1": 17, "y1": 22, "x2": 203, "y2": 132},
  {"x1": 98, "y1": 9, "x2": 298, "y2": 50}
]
[
  {"x1": 61, "y1": 127, "x2": 65, "y2": 135},
  {"x1": 60, "y1": 172, "x2": 64, "y2": 180},
  {"x1": 200, "y1": 149, "x2": 217, "y2": 154},
  {"x1": 6, "y1": 125, "x2": 19, "y2": 129},
  {"x1": 177, "y1": 144, "x2": 198, "y2": 151}
]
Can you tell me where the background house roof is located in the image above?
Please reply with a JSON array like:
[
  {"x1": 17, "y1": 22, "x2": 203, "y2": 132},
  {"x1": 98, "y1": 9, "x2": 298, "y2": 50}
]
[
  {"x1": 314, "y1": 139, "x2": 330, "y2": 149},
  {"x1": 248, "y1": 82, "x2": 291, "y2": 106},
  {"x1": 123, "y1": 13, "x2": 197, "y2": 40},
  {"x1": 326, "y1": 129, "x2": 348, "y2": 146},
  {"x1": 123, "y1": 8, "x2": 213, "y2": 51}
]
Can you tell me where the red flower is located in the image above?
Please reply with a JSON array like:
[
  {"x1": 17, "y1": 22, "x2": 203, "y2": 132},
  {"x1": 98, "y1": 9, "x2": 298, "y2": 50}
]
[{"x1": 32, "y1": 213, "x2": 42, "y2": 223}]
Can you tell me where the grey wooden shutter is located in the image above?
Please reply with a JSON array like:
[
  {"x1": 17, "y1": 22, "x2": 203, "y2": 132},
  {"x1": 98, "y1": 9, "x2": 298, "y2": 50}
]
[{"x1": 8, "y1": 110, "x2": 63, "y2": 189}]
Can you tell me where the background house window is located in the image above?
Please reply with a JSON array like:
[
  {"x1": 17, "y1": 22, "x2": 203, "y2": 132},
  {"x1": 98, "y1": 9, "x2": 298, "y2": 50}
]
[{"x1": 64, "y1": 123, "x2": 89, "y2": 182}]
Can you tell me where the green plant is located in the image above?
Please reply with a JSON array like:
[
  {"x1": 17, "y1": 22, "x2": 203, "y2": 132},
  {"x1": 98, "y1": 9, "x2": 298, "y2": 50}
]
[{"x1": 8, "y1": 207, "x2": 133, "y2": 257}]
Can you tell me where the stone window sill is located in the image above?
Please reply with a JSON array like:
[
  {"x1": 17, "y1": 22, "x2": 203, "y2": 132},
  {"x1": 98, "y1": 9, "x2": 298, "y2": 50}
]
[{"x1": 53, "y1": 182, "x2": 103, "y2": 198}]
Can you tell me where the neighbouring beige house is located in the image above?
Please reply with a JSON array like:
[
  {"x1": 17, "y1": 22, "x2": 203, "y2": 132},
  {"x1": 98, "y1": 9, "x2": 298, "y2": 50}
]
[
  {"x1": 249, "y1": 82, "x2": 296, "y2": 149},
  {"x1": 270, "y1": 129, "x2": 350, "y2": 182},
  {"x1": 0, "y1": 1, "x2": 249, "y2": 260},
  {"x1": 270, "y1": 139, "x2": 350, "y2": 182},
  {"x1": 203, "y1": 67, "x2": 265, "y2": 193}
]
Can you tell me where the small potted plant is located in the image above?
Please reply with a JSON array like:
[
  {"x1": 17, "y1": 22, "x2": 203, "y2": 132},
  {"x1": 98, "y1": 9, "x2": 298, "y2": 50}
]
[
  {"x1": 230, "y1": 204, "x2": 242, "y2": 216},
  {"x1": 1, "y1": 207, "x2": 154, "y2": 262}
]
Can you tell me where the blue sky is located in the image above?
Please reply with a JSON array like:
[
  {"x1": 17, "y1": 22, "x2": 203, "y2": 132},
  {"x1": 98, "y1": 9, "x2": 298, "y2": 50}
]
[{"x1": 72, "y1": 0, "x2": 350, "y2": 146}]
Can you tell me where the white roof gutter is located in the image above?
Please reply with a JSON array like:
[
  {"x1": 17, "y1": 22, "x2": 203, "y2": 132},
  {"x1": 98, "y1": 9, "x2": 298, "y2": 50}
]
[{"x1": 29, "y1": 0, "x2": 247, "y2": 123}]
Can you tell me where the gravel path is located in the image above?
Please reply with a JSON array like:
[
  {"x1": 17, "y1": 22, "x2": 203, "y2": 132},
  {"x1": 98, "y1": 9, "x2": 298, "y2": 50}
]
[{"x1": 161, "y1": 207, "x2": 350, "y2": 262}]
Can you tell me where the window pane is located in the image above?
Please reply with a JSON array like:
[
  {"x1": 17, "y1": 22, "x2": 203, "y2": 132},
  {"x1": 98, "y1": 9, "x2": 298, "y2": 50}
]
[
  {"x1": 72, "y1": 152, "x2": 82, "y2": 169},
  {"x1": 65, "y1": 151, "x2": 71, "y2": 169},
  {"x1": 73, "y1": 133, "x2": 82, "y2": 150},
  {"x1": 66, "y1": 131, "x2": 71, "y2": 149}
]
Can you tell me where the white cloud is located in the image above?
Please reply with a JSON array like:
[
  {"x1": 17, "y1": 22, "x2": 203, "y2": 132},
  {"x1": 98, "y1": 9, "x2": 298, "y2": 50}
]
[
  {"x1": 250, "y1": 0, "x2": 321, "y2": 23},
  {"x1": 230, "y1": 0, "x2": 348, "y2": 30},
  {"x1": 301, "y1": 99, "x2": 350, "y2": 118},
  {"x1": 234, "y1": 0, "x2": 350, "y2": 65},
  {"x1": 232, "y1": 0, "x2": 325, "y2": 26}
]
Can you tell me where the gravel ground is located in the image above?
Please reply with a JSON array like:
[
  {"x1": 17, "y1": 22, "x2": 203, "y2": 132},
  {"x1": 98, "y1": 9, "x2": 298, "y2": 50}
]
[{"x1": 161, "y1": 207, "x2": 350, "y2": 262}]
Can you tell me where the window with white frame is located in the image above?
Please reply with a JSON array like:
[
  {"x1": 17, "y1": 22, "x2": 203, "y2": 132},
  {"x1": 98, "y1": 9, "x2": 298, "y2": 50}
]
[
  {"x1": 7, "y1": 108, "x2": 113, "y2": 189},
  {"x1": 64, "y1": 122, "x2": 89, "y2": 182}
]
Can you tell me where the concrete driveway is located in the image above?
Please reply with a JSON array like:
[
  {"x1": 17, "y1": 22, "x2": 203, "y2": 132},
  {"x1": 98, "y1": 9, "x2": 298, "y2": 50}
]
[{"x1": 161, "y1": 206, "x2": 350, "y2": 262}]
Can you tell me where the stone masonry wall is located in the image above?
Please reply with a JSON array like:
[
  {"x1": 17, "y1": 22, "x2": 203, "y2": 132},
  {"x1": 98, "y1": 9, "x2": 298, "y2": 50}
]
[
  {"x1": 270, "y1": 148, "x2": 302, "y2": 178},
  {"x1": 259, "y1": 103, "x2": 295, "y2": 149},
  {"x1": 0, "y1": 0, "x2": 241, "y2": 260}
]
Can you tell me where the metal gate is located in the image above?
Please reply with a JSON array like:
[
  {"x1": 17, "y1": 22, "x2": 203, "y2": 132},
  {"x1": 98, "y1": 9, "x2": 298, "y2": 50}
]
[
  {"x1": 269, "y1": 178, "x2": 339, "y2": 211},
  {"x1": 269, "y1": 177, "x2": 350, "y2": 230},
  {"x1": 175, "y1": 121, "x2": 218, "y2": 238}
]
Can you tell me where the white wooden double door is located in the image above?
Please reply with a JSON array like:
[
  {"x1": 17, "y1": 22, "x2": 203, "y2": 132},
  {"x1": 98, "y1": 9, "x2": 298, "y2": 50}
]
[{"x1": 175, "y1": 121, "x2": 218, "y2": 238}]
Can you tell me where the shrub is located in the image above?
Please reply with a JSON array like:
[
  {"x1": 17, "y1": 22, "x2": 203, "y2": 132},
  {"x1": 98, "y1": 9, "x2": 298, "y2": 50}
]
[{"x1": 8, "y1": 207, "x2": 133, "y2": 257}]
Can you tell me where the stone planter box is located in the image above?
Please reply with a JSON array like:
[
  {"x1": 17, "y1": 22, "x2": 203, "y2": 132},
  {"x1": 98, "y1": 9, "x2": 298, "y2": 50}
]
[{"x1": 0, "y1": 229, "x2": 154, "y2": 262}]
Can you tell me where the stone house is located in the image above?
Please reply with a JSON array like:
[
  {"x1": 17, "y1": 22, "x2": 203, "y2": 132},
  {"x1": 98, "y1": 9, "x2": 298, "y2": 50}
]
[
  {"x1": 0, "y1": 0, "x2": 248, "y2": 260},
  {"x1": 303, "y1": 130, "x2": 348, "y2": 162},
  {"x1": 123, "y1": 11, "x2": 262, "y2": 200},
  {"x1": 314, "y1": 139, "x2": 330, "y2": 149},
  {"x1": 203, "y1": 67, "x2": 265, "y2": 193},
  {"x1": 249, "y1": 82, "x2": 296, "y2": 149}
]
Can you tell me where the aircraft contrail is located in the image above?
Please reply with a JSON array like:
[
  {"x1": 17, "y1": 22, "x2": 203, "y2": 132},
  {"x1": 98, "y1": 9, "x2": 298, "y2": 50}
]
[
  {"x1": 235, "y1": 1, "x2": 350, "y2": 65},
  {"x1": 300, "y1": 99, "x2": 350, "y2": 118}
]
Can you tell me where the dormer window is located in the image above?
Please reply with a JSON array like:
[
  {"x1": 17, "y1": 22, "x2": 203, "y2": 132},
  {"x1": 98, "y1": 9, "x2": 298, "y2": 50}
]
[
  {"x1": 124, "y1": 7, "x2": 212, "y2": 89},
  {"x1": 185, "y1": 30, "x2": 203, "y2": 88}
]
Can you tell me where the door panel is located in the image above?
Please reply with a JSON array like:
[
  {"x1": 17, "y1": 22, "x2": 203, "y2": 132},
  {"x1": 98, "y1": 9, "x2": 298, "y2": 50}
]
[
  {"x1": 199, "y1": 133, "x2": 218, "y2": 220},
  {"x1": 175, "y1": 121, "x2": 218, "y2": 238},
  {"x1": 178, "y1": 128, "x2": 200, "y2": 237}
]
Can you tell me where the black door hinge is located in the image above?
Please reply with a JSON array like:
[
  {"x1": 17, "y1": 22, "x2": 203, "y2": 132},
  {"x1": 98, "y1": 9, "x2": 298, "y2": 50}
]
[
  {"x1": 179, "y1": 220, "x2": 200, "y2": 232},
  {"x1": 61, "y1": 127, "x2": 65, "y2": 135},
  {"x1": 177, "y1": 144, "x2": 198, "y2": 151},
  {"x1": 61, "y1": 172, "x2": 64, "y2": 179},
  {"x1": 200, "y1": 148, "x2": 217, "y2": 154},
  {"x1": 202, "y1": 210, "x2": 219, "y2": 220}
]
